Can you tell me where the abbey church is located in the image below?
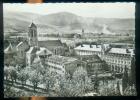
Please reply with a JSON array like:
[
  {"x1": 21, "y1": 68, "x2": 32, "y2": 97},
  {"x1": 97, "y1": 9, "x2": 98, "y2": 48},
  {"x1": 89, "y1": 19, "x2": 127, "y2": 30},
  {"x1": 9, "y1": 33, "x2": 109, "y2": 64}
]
[
  {"x1": 26, "y1": 22, "x2": 52, "y2": 67},
  {"x1": 5, "y1": 22, "x2": 52, "y2": 67}
]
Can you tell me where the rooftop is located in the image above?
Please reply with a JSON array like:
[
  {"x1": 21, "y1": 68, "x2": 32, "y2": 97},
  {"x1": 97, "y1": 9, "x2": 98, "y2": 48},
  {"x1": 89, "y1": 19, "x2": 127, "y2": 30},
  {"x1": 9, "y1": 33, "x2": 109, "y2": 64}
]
[
  {"x1": 38, "y1": 40, "x2": 64, "y2": 51},
  {"x1": 36, "y1": 47, "x2": 52, "y2": 55},
  {"x1": 108, "y1": 48, "x2": 134, "y2": 55},
  {"x1": 4, "y1": 43, "x2": 15, "y2": 54},
  {"x1": 74, "y1": 44, "x2": 102, "y2": 52}
]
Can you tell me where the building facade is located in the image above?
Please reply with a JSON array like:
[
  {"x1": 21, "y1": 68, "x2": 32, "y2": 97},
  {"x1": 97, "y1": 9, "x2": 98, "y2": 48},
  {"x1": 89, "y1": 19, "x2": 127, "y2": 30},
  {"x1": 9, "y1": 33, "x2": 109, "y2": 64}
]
[
  {"x1": 74, "y1": 43, "x2": 135, "y2": 74},
  {"x1": 44, "y1": 55, "x2": 80, "y2": 76},
  {"x1": 74, "y1": 44, "x2": 102, "y2": 57},
  {"x1": 102, "y1": 48, "x2": 134, "y2": 74}
]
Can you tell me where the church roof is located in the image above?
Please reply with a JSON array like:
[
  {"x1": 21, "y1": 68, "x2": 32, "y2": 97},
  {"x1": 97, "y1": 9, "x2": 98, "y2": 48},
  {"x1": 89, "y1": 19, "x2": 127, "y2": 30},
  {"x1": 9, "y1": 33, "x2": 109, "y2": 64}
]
[
  {"x1": 38, "y1": 40, "x2": 64, "y2": 51},
  {"x1": 28, "y1": 22, "x2": 37, "y2": 28}
]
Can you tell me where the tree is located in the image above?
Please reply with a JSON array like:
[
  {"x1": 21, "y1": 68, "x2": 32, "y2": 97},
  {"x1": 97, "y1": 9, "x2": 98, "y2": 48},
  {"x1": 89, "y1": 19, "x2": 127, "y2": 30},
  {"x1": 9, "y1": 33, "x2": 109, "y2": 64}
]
[
  {"x1": 29, "y1": 70, "x2": 41, "y2": 92},
  {"x1": 41, "y1": 71, "x2": 51, "y2": 94},
  {"x1": 4, "y1": 86, "x2": 26, "y2": 97},
  {"x1": 123, "y1": 85, "x2": 137, "y2": 96},
  {"x1": 18, "y1": 68, "x2": 29, "y2": 87},
  {"x1": 4, "y1": 66, "x2": 9, "y2": 81},
  {"x1": 73, "y1": 67, "x2": 87, "y2": 81},
  {"x1": 58, "y1": 78, "x2": 83, "y2": 97},
  {"x1": 107, "y1": 85, "x2": 116, "y2": 96},
  {"x1": 122, "y1": 66, "x2": 129, "y2": 92},
  {"x1": 129, "y1": 56, "x2": 136, "y2": 86},
  {"x1": 72, "y1": 67, "x2": 89, "y2": 96},
  {"x1": 9, "y1": 66, "x2": 18, "y2": 84},
  {"x1": 94, "y1": 72, "x2": 99, "y2": 93},
  {"x1": 31, "y1": 61, "x2": 46, "y2": 76}
]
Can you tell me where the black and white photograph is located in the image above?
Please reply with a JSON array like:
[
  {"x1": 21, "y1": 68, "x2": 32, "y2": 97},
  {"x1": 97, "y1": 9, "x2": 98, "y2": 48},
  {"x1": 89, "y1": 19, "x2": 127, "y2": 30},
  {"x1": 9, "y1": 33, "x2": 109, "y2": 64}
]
[{"x1": 3, "y1": 3, "x2": 136, "y2": 97}]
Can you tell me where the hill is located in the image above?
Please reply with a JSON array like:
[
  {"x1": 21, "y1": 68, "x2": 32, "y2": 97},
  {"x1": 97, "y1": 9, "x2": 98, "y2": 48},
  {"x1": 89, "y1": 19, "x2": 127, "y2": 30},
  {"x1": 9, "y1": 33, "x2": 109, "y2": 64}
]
[{"x1": 4, "y1": 10, "x2": 135, "y2": 35}]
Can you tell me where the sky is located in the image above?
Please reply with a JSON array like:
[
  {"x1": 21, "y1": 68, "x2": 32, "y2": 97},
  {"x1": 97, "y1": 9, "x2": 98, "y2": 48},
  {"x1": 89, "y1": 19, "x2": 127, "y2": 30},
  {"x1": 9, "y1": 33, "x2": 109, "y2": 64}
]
[{"x1": 3, "y1": 3, "x2": 135, "y2": 18}]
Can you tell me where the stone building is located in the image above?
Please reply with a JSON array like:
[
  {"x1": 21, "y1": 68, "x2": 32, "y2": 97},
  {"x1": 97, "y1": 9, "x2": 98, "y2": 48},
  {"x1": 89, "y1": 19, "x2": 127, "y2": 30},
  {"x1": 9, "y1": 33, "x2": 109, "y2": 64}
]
[
  {"x1": 44, "y1": 55, "x2": 80, "y2": 76},
  {"x1": 25, "y1": 22, "x2": 52, "y2": 67},
  {"x1": 38, "y1": 40, "x2": 68, "y2": 56},
  {"x1": 74, "y1": 43, "x2": 102, "y2": 57},
  {"x1": 102, "y1": 47, "x2": 134, "y2": 74},
  {"x1": 74, "y1": 43, "x2": 135, "y2": 75},
  {"x1": 28, "y1": 22, "x2": 38, "y2": 47}
]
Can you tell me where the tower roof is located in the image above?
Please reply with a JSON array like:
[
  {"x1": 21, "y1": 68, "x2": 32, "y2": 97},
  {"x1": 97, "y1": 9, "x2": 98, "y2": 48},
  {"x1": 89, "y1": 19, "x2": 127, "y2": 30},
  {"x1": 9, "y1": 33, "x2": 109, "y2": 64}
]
[{"x1": 28, "y1": 22, "x2": 37, "y2": 28}]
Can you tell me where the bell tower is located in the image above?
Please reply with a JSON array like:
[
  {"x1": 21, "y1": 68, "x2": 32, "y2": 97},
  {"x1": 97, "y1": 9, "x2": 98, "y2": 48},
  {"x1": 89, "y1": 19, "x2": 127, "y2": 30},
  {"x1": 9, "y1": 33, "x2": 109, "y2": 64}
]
[{"x1": 28, "y1": 22, "x2": 38, "y2": 47}]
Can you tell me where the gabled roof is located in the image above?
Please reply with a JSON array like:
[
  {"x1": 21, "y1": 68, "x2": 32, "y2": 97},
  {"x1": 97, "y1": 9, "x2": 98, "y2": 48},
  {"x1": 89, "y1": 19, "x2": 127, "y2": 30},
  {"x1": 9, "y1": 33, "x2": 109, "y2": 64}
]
[
  {"x1": 36, "y1": 47, "x2": 52, "y2": 55},
  {"x1": 4, "y1": 43, "x2": 14, "y2": 54}
]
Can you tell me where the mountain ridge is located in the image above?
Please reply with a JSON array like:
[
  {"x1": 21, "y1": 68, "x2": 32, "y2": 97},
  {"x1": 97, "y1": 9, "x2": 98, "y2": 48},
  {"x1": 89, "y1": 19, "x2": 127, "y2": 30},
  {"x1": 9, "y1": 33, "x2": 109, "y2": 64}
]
[{"x1": 4, "y1": 10, "x2": 135, "y2": 35}]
